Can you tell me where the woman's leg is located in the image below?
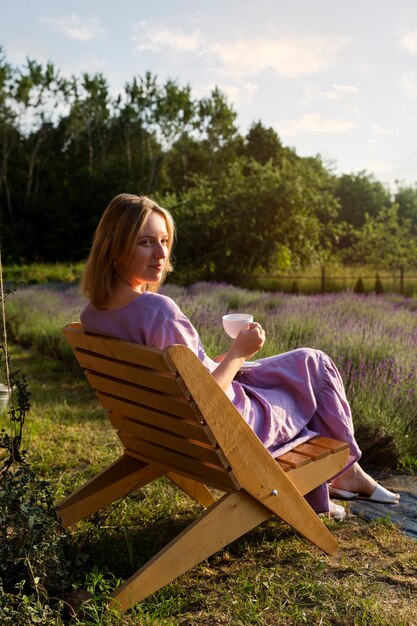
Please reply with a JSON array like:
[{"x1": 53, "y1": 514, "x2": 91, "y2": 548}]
[
  {"x1": 308, "y1": 351, "x2": 398, "y2": 500},
  {"x1": 244, "y1": 348, "x2": 399, "y2": 509},
  {"x1": 330, "y1": 462, "x2": 400, "y2": 501},
  {"x1": 287, "y1": 349, "x2": 399, "y2": 504}
]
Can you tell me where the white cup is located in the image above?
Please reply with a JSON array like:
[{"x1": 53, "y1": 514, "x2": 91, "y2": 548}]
[{"x1": 222, "y1": 313, "x2": 254, "y2": 338}]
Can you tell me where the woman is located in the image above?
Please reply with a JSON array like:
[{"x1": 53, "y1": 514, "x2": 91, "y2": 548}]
[{"x1": 81, "y1": 193, "x2": 400, "y2": 519}]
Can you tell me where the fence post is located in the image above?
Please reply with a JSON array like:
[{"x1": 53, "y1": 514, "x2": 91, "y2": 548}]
[{"x1": 321, "y1": 265, "x2": 325, "y2": 293}]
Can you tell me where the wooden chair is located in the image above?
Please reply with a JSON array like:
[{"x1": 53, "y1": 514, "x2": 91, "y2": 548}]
[{"x1": 58, "y1": 322, "x2": 350, "y2": 612}]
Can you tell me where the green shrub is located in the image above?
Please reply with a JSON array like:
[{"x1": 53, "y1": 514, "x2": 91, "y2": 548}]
[{"x1": 0, "y1": 285, "x2": 81, "y2": 622}]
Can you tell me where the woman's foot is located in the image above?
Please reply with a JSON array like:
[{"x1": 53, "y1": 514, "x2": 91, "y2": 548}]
[
  {"x1": 330, "y1": 462, "x2": 400, "y2": 503},
  {"x1": 323, "y1": 500, "x2": 346, "y2": 521},
  {"x1": 329, "y1": 484, "x2": 399, "y2": 504}
]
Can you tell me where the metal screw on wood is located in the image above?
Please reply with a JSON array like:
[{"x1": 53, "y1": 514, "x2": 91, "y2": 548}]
[{"x1": 271, "y1": 489, "x2": 278, "y2": 496}]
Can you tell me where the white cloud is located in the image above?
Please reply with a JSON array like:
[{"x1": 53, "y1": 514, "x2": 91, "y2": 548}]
[
  {"x1": 305, "y1": 82, "x2": 359, "y2": 102},
  {"x1": 209, "y1": 35, "x2": 350, "y2": 79},
  {"x1": 217, "y1": 84, "x2": 240, "y2": 102},
  {"x1": 132, "y1": 21, "x2": 202, "y2": 52},
  {"x1": 331, "y1": 83, "x2": 359, "y2": 95},
  {"x1": 364, "y1": 151, "x2": 417, "y2": 187},
  {"x1": 367, "y1": 161, "x2": 397, "y2": 175},
  {"x1": 242, "y1": 81, "x2": 259, "y2": 100},
  {"x1": 277, "y1": 113, "x2": 357, "y2": 136},
  {"x1": 371, "y1": 123, "x2": 393, "y2": 135},
  {"x1": 192, "y1": 80, "x2": 258, "y2": 106},
  {"x1": 305, "y1": 87, "x2": 340, "y2": 101},
  {"x1": 40, "y1": 14, "x2": 105, "y2": 41},
  {"x1": 130, "y1": 26, "x2": 350, "y2": 79},
  {"x1": 400, "y1": 71, "x2": 417, "y2": 97},
  {"x1": 400, "y1": 30, "x2": 417, "y2": 54}
]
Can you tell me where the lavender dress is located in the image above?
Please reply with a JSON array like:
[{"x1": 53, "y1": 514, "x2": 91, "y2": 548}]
[{"x1": 81, "y1": 291, "x2": 361, "y2": 513}]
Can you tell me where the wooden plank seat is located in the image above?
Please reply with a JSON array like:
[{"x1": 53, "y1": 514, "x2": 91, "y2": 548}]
[{"x1": 58, "y1": 322, "x2": 350, "y2": 612}]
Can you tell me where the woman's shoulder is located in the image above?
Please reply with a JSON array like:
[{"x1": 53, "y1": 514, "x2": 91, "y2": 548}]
[
  {"x1": 80, "y1": 291, "x2": 185, "y2": 325},
  {"x1": 139, "y1": 291, "x2": 183, "y2": 317}
]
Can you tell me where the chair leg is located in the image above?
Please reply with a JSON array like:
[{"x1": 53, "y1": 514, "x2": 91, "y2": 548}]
[
  {"x1": 58, "y1": 455, "x2": 164, "y2": 527},
  {"x1": 166, "y1": 471, "x2": 217, "y2": 507},
  {"x1": 109, "y1": 490, "x2": 272, "y2": 612}
]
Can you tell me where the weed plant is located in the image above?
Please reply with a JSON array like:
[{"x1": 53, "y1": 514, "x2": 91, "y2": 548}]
[{"x1": 0, "y1": 286, "x2": 77, "y2": 624}]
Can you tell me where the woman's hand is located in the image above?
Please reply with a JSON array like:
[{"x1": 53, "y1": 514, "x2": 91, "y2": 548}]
[
  {"x1": 211, "y1": 323, "x2": 265, "y2": 391},
  {"x1": 230, "y1": 322, "x2": 265, "y2": 360}
]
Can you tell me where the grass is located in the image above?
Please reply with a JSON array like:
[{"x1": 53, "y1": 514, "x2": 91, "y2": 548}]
[
  {"x1": 3, "y1": 262, "x2": 85, "y2": 286},
  {"x1": 3, "y1": 346, "x2": 417, "y2": 625},
  {"x1": 2, "y1": 282, "x2": 417, "y2": 624}
]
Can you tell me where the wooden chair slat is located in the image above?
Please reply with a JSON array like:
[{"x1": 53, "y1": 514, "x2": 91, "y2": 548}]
[
  {"x1": 109, "y1": 413, "x2": 226, "y2": 467},
  {"x1": 75, "y1": 350, "x2": 181, "y2": 395},
  {"x1": 97, "y1": 393, "x2": 214, "y2": 443},
  {"x1": 64, "y1": 324, "x2": 169, "y2": 371},
  {"x1": 308, "y1": 437, "x2": 350, "y2": 453},
  {"x1": 292, "y1": 442, "x2": 331, "y2": 460},
  {"x1": 276, "y1": 461, "x2": 293, "y2": 473},
  {"x1": 118, "y1": 432, "x2": 240, "y2": 492},
  {"x1": 274, "y1": 450, "x2": 312, "y2": 468},
  {"x1": 86, "y1": 371, "x2": 196, "y2": 419}
]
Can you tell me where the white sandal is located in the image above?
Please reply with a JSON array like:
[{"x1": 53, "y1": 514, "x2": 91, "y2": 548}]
[
  {"x1": 320, "y1": 500, "x2": 346, "y2": 521},
  {"x1": 329, "y1": 484, "x2": 400, "y2": 504}
]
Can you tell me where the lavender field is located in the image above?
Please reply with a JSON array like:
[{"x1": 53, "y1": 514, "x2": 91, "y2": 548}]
[{"x1": 6, "y1": 281, "x2": 417, "y2": 470}]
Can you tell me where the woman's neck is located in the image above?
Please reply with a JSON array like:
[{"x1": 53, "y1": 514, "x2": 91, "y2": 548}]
[{"x1": 101, "y1": 275, "x2": 144, "y2": 310}]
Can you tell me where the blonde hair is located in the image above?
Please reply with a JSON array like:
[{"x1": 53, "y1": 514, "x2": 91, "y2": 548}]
[{"x1": 82, "y1": 194, "x2": 175, "y2": 307}]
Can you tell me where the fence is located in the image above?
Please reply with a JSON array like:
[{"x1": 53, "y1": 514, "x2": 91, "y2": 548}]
[{"x1": 249, "y1": 268, "x2": 417, "y2": 296}]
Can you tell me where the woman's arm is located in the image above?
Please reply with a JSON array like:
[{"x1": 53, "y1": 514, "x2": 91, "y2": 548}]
[{"x1": 211, "y1": 324, "x2": 265, "y2": 391}]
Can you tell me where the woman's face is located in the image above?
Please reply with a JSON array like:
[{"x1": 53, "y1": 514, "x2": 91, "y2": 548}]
[{"x1": 121, "y1": 211, "x2": 170, "y2": 292}]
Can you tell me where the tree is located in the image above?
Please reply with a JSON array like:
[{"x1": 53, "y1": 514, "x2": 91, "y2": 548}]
[
  {"x1": 348, "y1": 204, "x2": 417, "y2": 292},
  {"x1": 0, "y1": 56, "x2": 72, "y2": 260},
  {"x1": 64, "y1": 72, "x2": 112, "y2": 174},
  {"x1": 195, "y1": 87, "x2": 240, "y2": 178},
  {"x1": 334, "y1": 171, "x2": 392, "y2": 250},
  {"x1": 395, "y1": 184, "x2": 417, "y2": 234},
  {"x1": 197, "y1": 86, "x2": 238, "y2": 150},
  {"x1": 2, "y1": 44, "x2": 415, "y2": 274},
  {"x1": 150, "y1": 78, "x2": 196, "y2": 191},
  {"x1": 0, "y1": 47, "x2": 17, "y2": 226},
  {"x1": 118, "y1": 74, "x2": 199, "y2": 193},
  {"x1": 243, "y1": 121, "x2": 284, "y2": 165},
  {"x1": 168, "y1": 154, "x2": 339, "y2": 283}
]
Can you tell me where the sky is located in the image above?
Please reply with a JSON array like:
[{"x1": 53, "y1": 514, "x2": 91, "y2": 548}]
[{"x1": 2, "y1": 0, "x2": 417, "y2": 189}]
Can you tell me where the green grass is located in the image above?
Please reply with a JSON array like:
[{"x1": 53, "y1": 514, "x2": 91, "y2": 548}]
[
  {"x1": 2, "y1": 348, "x2": 417, "y2": 624},
  {"x1": 3, "y1": 262, "x2": 85, "y2": 286}
]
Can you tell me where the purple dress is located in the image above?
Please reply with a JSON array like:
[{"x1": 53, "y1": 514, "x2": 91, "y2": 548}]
[{"x1": 81, "y1": 291, "x2": 361, "y2": 513}]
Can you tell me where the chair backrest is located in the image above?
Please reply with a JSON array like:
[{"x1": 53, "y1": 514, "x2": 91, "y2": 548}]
[{"x1": 64, "y1": 323, "x2": 241, "y2": 492}]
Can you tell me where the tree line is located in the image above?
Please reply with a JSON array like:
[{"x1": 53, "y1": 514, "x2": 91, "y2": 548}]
[{"x1": 1, "y1": 47, "x2": 417, "y2": 284}]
